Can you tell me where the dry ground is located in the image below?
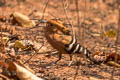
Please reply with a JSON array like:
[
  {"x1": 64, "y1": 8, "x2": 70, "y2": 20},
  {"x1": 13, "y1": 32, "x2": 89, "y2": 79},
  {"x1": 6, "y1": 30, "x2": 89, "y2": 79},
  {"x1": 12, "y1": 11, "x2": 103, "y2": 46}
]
[{"x1": 0, "y1": 0, "x2": 120, "y2": 80}]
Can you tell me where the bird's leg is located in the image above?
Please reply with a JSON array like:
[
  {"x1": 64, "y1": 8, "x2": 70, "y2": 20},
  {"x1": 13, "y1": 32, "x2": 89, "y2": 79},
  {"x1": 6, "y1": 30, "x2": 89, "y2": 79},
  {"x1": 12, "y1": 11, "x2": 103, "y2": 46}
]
[
  {"x1": 68, "y1": 54, "x2": 73, "y2": 66},
  {"x1": 54, "y1": 53, "x2": 62, "y2": 64}
]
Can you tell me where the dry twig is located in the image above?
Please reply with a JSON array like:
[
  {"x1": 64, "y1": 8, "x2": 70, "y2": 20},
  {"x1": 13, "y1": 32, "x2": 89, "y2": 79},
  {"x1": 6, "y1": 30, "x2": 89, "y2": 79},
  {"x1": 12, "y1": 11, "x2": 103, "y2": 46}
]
[
  {"x1": 23, "y1": 42, "x2": 45, "y2": 64},
  {"x1": 110, "y1": 3, "x2": 120, "y2": 80},
  {"x1": 61, "y1": 0, "x2": 74, "y2": 35}
]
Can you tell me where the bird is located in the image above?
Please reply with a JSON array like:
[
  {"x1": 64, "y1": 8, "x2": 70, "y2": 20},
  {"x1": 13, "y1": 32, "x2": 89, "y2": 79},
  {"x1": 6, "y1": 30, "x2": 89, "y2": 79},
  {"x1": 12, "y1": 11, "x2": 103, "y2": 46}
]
[{"x1": 44, "y1": 19, "x2": 96, "y2": 66}]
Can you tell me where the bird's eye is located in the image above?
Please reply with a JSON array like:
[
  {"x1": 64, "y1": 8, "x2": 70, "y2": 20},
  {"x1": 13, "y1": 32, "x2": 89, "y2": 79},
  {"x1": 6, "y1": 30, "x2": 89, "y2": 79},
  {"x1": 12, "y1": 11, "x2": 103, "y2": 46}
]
[
  {"x1": 65, "y1": 30, "x2": 71, "y2": 35},
  {"x1": 50, "y1": 24, "x2": 53, "y2": 26}
]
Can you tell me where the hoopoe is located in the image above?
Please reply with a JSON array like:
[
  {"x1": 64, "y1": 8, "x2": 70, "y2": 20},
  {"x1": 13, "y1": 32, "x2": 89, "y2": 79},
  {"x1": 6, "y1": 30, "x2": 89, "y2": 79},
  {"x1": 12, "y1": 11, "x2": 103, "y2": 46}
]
[{"x1": 44, "y1": 19, "x2": 96, "y2": 66}]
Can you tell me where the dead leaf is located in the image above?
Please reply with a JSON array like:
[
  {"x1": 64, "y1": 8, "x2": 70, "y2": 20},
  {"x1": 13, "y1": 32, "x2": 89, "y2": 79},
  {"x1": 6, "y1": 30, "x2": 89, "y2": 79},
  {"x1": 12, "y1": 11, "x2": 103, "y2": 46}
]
[
  {"x1": 14, "y1": 40, "x2": 26, "y2": 50},
  {"x1": 0, "y1": 60, "x2": 8, "y2": 68},
  {"x1": 0, "y1": 15, "x2": 7, "y2": 22},
  {"x1": 2, "y1": 37, "x2": 9, "y2": 44},
  {"x1": 7, "y1": 60, "x2": 16, "y2": 72},
  {"x1": 9, "y1": 48, "x2": 16, "y2": 57},
  {"x1": 92, "y1": 17, "x2": 101, "y2": 23},
  {"x1": 13, "y1": 62, "x2": 43, "y2": 80},
  {"x1": 90, "y1": 77, "x2": 102, "y2": 80},
  {"x1": 0, "y1": 74, "x2": 9, "y2": 80},
  {"x1": 16, "y1": 60, "x2": 35, "y2": 74},
  {"x1": 107, "y1": 61, "x2": 120, "y2": 68},
  {"x1": 11, "y1": 12, "x2": 36, "y2": 28}
]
